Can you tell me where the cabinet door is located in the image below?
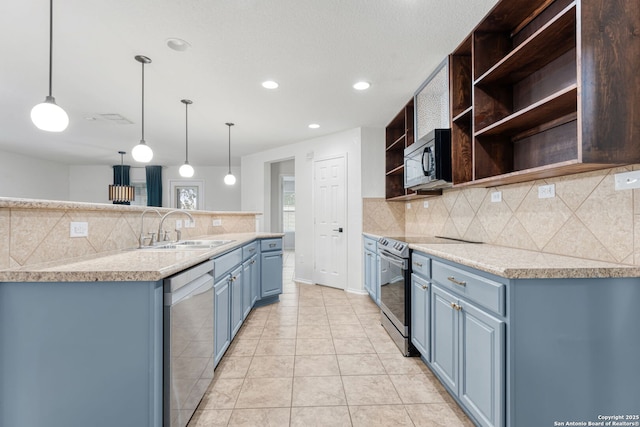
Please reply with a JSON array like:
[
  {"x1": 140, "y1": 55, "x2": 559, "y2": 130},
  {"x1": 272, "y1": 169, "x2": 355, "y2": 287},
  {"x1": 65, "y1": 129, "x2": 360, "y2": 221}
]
[
  {"x1": 214, "y1": 277, "x2": 230, "y2": 366},
  {"x1": 459, "y1": 300, "x2": 505, "y2": 427},
  {"x1": 230, "y1": 265, "x2": 243, "y2": 339},
  {"x1": 431, "y1": 285, "x2": 459, "y2": 393},
  {"x1": 242, "y1": 261, "x2": 252, "y2": 319},
  {"x1": 250, "y1": 255, "x2": 259, "y2": 306},
  {"x1": 261, "y1": 251, "x2": 283, "y2": 297},
  {"x1": 411, "y1": 273, "x2": 430, "y2": 359}
]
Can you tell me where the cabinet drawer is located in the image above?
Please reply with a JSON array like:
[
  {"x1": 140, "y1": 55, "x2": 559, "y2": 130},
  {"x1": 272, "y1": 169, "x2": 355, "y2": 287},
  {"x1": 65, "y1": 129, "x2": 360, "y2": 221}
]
[
  {"x1": 363, "y1": 236, "x2": 377, "y2": 252},
  {"x1": 432, "y1": 260, "x2": 505, "y2": 316},
  {"x1": 242, "y1": 241, "x2": 259, "y2": 260},
  {"x1": 214, "y1": 248, "x2": 242, "y2": 280},
  {"x1": 411, "y1": 252, "x2": 431, "y2": 278},
  {"x1": 261, "y1": 238, "x2": 282, "y2": 252}
]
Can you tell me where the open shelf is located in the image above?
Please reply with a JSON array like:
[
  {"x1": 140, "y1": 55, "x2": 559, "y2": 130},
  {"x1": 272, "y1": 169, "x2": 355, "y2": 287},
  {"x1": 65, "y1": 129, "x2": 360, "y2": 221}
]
[
  {"x1": 475, "y1": 2, "x2": 576, "y2": 85},
  {"x1": 474, "y1": 84, "x2": 577, "y2": 137},
  {"x1": 385, "y1": 99, "x2": 415, "y2": 199},
  {"x1": 444, "y1": 0, "x2": 639, "y2": 189},
  {"x1": 386, "y1": 134, "x2": 405, "y2": 151},
  {"x1": 386, "y1": 164, "x2": 404, "y2": 176}
]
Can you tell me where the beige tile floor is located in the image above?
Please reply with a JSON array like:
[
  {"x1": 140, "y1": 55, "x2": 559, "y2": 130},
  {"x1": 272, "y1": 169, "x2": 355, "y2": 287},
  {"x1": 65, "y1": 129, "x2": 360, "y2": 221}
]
[{"x1": 188, "y1": 251, "x2": 475, "y2": 427}]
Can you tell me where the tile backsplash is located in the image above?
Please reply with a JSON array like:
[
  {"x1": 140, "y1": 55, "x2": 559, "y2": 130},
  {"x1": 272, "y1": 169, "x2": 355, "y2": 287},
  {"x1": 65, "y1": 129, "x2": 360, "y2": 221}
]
[
  {"x1": 365, "y1": 165, "x2": 640, "y2": 265},
  {"x1": 0, "y1": 200, "x2": 259, "y2": 269}
]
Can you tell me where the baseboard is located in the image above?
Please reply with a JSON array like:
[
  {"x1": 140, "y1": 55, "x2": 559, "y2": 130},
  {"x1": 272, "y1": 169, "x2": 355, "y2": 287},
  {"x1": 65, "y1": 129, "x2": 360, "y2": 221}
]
[
  {"x1": 294, "y1": 277, "x2": 313, "y2": 285},
  {"x1": 345, "y1": 288, "x2": 368, "y2": 295}
]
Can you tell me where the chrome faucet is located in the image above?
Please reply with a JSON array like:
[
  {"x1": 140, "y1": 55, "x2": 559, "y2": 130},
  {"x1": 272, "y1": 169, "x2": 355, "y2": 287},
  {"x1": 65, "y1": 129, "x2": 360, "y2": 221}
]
[
  {"x1": 157, "y1": 210, "x2": 194, "y2": 243},
  {"x1": 138, "y1": 208, "x2": 162, "y2": 248}
]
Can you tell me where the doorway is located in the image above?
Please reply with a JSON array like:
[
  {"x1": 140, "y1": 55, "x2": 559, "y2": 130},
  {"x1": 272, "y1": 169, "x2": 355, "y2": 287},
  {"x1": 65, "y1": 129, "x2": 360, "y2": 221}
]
[{"x1": 270, "y1": 159, "x2": 295, "y2": 250}]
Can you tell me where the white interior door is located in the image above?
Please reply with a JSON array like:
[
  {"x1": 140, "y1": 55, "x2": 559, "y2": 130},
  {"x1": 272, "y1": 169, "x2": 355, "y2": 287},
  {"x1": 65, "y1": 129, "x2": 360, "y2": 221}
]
[{"x1": 313, "y1": 155, "x2": 347, "y2": 289}]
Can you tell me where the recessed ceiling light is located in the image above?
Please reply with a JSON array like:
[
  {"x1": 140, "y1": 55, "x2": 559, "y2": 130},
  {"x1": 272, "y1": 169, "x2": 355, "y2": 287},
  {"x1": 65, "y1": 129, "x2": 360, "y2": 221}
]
[
  {"x1": 353, "y1": 81, "x2": 371, "y2": 90},
  {"x1": 262, "y1": 80, "x2": 279, "y2": 89},
  {"x1": 166, "y1": 38, "x2": 191, "y2": 52},
  {"x1": 308, "y1": 123, "x2": 320, "y2": 129}
]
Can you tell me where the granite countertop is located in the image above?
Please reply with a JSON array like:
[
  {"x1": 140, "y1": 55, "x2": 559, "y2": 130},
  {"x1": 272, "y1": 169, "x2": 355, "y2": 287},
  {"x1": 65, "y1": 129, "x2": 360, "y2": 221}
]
[
  {"x1": 0, "y1": 232, "x2": 283, "y2": 283},
  {"x1": 409, "y1": 242, "x2": 640, "y2": 279}
]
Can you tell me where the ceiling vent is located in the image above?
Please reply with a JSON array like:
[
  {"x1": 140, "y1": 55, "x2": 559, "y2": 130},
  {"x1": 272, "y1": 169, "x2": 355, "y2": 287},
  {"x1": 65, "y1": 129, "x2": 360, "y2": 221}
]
[{"x1": 96, "y1": 113, "x2": 134, "y2": 125}]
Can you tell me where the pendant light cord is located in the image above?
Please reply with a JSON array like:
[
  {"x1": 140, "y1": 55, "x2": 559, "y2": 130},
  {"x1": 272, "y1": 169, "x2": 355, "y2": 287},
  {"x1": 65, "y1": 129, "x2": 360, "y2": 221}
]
[
  {"x1": 141, "y1": 61, "x2": 145, "y2": 141},
  {"x1": 185, "y1": 102, "x2": 189, "y2": 163},
  {"x1": 48, "y1": 0, "x2": 53, "y2": 97},
  {"x1": 227, "y1": 124, "x2": 232, "y2": 174}
]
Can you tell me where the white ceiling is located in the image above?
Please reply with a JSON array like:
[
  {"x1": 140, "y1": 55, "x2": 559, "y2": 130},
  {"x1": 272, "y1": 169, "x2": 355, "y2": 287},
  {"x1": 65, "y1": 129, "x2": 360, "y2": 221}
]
[{"x1": 0, "y1": 0, "x2": 498, "y2": 167}]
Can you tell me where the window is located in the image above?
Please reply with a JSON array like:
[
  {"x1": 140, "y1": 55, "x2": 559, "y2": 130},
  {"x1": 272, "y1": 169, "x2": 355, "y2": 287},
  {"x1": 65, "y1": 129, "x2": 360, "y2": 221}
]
[{"x1": 130, "y1": 181, "x2": 148, "y2": 206}]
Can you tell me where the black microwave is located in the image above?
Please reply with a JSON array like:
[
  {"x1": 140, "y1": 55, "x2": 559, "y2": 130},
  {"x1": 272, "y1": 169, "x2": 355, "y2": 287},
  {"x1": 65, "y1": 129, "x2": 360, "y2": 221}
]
[{"x1": 404, "y1": 128, "x2": 452, "y2": 190}]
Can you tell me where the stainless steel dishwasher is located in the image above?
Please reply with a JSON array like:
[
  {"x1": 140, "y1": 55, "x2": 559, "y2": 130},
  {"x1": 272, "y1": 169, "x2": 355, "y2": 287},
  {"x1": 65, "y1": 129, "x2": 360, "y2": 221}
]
[{"x1": 163, "y1": 260, "x2": 214, "y2": 427}]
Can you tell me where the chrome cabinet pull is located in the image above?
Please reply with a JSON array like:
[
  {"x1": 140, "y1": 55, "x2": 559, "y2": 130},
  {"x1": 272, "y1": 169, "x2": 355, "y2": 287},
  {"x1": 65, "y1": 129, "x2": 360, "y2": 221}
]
[
  {"x1": 413, "y1": 261, "x2": 423, "y2": 267},
  {"x1": 447, "y1": 276, "x2": 466, "y2": 287},
  {"x1": 269, "y1": 243, "x2": 276, "y2": 248},
  {"x1": 450, "y1": 302, "x2": 462, "y2": 311}
]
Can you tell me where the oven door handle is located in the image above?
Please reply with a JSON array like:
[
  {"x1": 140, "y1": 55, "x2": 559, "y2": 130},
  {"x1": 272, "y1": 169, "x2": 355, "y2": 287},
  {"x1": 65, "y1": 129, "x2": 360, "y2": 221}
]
[{"x1": 378, "y1": 250, "x2": 408, "y2": 270}]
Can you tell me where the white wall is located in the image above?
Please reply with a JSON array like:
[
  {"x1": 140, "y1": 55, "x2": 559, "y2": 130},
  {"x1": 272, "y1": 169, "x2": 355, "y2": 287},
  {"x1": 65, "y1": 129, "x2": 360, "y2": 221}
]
[
  {"x1": 68, "y1": 165, "x2": 112, "y2": 203},
  {"x1": 0, "y1": 150, "x2": 69, "y2": 200},
  {"x1": 242, "y1": 127, "x2": 379, "y2": 293}
]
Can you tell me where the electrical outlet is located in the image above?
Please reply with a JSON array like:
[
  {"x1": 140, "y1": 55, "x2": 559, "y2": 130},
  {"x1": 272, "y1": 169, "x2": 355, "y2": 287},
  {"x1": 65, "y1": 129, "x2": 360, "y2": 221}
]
[
  {"x1": 423, "y1": 201, "x2": 429, "y2": 208},
  {"x1": 406, "y1": 203, "x2": 412, "y2": 209},
  {"x1": 538, "y1": 184, "x2": 555, "y2": 199},
  {"x1": 70, "y1": 222, "x2": 88, "y2": 237},
  {"x1": 614, "y1": 170, "x2": 640, "y2": 191},
  {"x1": 185, "y1": 219, "x2": 195, "y2": 228},
  {"x1": 212, "y1": 219, "x2": 222, "y2": 227},
  {"x1": 491, "y1": 191, "x2": 502, "y2": 203},
  {"x1": 175, "y1": 219, "x2": 182, "y2": 229}
]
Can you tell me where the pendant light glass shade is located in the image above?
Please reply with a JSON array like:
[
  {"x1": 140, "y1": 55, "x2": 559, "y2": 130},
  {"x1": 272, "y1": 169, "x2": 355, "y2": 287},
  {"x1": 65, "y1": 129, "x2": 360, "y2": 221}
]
[
  {"x1": 132, "y1": 55, "x2": 153, "y2": 163},
  {"x1": 32, "y1": 0, "x2": 68, "y2": 132},
  {"x1": 179, "y1": 99, "x2": 194, "y2": 177},
  {"x1": 224, "y1": 122, "x2": 236, "y2": 186},
  {"x1": 108, "y1": 151, "x2": 135, "y2": 203},
  {"x1": 132, "y1": 141, "x2": 153, "y2": 163}
]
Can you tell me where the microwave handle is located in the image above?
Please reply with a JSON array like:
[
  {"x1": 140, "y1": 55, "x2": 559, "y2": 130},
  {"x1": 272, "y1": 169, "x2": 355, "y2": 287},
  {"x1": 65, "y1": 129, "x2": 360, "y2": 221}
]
[{"x1": 421, "y1": 146, "x2": 432, "y2": 177}]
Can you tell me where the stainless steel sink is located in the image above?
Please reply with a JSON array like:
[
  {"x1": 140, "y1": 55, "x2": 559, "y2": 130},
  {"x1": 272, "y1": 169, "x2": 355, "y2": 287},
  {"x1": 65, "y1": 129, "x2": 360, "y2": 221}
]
[{"x1": 139, "y1": 239, "x2": 234, "y2": 250}]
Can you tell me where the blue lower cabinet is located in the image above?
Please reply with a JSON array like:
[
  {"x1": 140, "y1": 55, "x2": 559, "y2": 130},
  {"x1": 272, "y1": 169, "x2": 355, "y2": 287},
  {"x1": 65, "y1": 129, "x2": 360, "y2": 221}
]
[
  {"x1": 230, "y1": 265, "x2": 243, "y2": 339},
  {"x1": 242, "y1": 260, "x2": 252, "y2": 319},
  {"x1": 261, "y1": 250, "x2": 283, "y2": 297},
  {"x1": 214, "y1": 277, "x2": 231, "y2": 366},
  {"x1": 431, "y1": 285, "x2": 459, "y2": 392},
  {"x1": 250, "y1": 254, "x2": 259, "y2": 306},
  {"x1": 363, "y1": 249, "x2": 376, "y2": 301},
  {"x1": 431, "y1": 284, "x2": 504, "y2": 427},
  {"x1": 410, "y1": 273, "x2": 430, "y2": 359}
]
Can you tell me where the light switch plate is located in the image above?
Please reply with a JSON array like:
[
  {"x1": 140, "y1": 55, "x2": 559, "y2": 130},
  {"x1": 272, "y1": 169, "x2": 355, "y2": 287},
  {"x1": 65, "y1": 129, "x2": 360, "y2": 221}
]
[
  {"x1": 491, "y1": 191, "x2": 502, "y2": 203},
  {"x1": 175, "y1": 219, "x2": 182, "y2": 229},
  {"x1": 614, "y1": 170, "x2": 640, "y2": 191},
  {"x1": 212, "y1": 219, "x2": 222, "y2": 227},
  {"x1": 406, "y1": 203, "x2": 411, "y2": 209},
  {"x1": 423, "y1": 201, "x2": 429, "y2": 208},
  {"x1": 70, "y1": 222, "x2": 88, "y2": 237},
  {"x1": 538, "y1": 184, "x2": 555, "y2": 199},
  {"x1": 185, "y1": 219, "x2": 195, "y2": 228}
]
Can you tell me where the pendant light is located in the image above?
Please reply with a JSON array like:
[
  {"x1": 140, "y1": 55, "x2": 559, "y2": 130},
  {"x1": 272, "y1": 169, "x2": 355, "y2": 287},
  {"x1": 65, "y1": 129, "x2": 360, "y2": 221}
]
[
  {"x1": 108, "y1": 151, "x2": 135, "y2": 203},
  {"x1": 179, "y1": 99, "x2": 194, "y2": 177},
  {"x1": 31, "y1": 0, "x2": 69, "y2": 132},
  {"x1": 224, "y1": 123, "x2": 236, "y2": 185},
  {"x1": 131, "y1": 55, "x2": 153, "y2": 163}
]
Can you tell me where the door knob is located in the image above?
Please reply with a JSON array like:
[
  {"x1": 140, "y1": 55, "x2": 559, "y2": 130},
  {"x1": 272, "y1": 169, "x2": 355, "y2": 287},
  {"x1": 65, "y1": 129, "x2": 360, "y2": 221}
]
[{"x1": 332, "y1": 227, "x2": 343, "y2": 232}]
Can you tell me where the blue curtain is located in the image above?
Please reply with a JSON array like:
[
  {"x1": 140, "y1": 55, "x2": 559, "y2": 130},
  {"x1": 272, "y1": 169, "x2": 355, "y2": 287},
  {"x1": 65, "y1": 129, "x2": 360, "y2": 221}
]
[
  {"x1": 146, "y1": 165, "x2": 162, "y2": 207},
  {"x1": 112, "y1": 165, "x2": 131, "y2": 205}
]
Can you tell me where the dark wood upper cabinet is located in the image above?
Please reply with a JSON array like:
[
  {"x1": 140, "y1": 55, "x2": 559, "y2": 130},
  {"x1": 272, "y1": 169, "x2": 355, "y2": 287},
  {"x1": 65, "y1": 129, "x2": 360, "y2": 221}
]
[{"x1": 448, "y1": 0, "x2": 640, "y2": 187}]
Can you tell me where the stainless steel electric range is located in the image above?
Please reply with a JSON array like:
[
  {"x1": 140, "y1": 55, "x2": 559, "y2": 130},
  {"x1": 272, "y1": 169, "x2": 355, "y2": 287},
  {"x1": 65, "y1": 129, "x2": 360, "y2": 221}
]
[{"x1": 377, "y1": 235, "x2": 479, "y2": 356}]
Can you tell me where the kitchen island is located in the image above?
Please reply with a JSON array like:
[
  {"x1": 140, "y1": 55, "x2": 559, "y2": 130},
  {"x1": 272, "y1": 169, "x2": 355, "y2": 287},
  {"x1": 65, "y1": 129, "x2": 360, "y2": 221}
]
[{"x1": 0, "y1": 228, "x2": 283, "y2": 427}]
